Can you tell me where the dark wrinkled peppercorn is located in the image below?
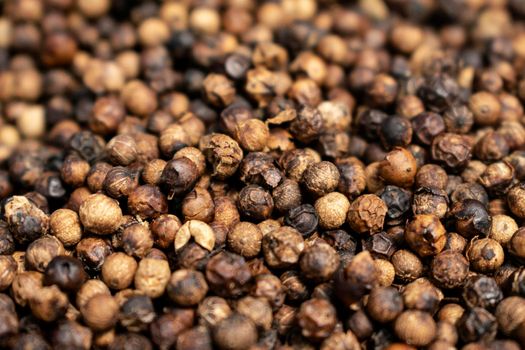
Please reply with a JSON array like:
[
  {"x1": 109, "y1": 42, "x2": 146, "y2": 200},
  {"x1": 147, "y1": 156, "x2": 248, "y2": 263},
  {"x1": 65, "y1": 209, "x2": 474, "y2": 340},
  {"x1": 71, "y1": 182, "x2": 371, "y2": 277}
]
[{"x1": 284, "y1": 204, "x2": 318, "y2": 237}]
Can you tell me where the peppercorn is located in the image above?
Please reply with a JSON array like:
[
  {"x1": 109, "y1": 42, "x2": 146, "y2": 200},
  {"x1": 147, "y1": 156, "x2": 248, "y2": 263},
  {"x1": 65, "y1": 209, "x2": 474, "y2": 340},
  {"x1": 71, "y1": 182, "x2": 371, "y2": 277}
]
[
  {"x1": 405, "y1": 214, "x2": 447, "y2": 257},
  {"x1": 272, "y1": 179, "x2": 302, "y2": 213},
  {"x1": 297, "y1": 298, "x2": 337, "y2": 341},
  {"x1": 394, "y1": 310, "x2": 437, "y2": 347},
  {"x1": 392, "y1": 249, "x2": 423, "y2": 283},
  {"x1": 299, "y1": 241, "x2": 340, "y2": 281},
  {"x1": 100, "y1": 252, "x2": 137, "y2": 290},
  {"x1": 167, "y1": 269, "x2": 208, "y2": 306},
  {"x1": 134, "y1": 258, "x2": 171, "y2": 298},
  {"x1": 212, "y1": 313, "x2": 258, "y2": 350},
  {"x1": 25, "y1": 235, "x2": 65, "y2": 272},
  {"x1": 467, "y1": 237, "x2": 505, "y2": 273},
  {"x1": 469, "y1": 92, "x2": 501, "y2": 126},
  {"x1": 52, "y1": 320, "x2": 92, "y2": 350},
  {"x1": 347, "y1": 194, "x2": 387, "y2": 234},
  {"x1": 4, "y1": 195, "x2": 49, "y2": 245},
  {"x1": 175, "y1": 220, "x2": 215, "y2": 252},
  {"x1": 205, "y1": 252, "x2": 252, "y2": 298},
  {"x1": 29, "y1": 284, "x2": 68, "y2": 322},
  {"x1": 335, "y1": 251, "x2": 377, "y2": 306},
  {"x1": 299, "y1": 161, "x2": 340, "y2": 197},
  {"x1": 75, "y1": 237, "x2": 112, "y2": 272},
  {"x1": 150, "y1": 214, "x2": 181, "y2": 250},
  {"x1": 60, "y1": 155, "x2": 90, "y2": 188},
  {"x1": 227, "y1": 222, "x2": 262, "y2": 258},
  {"x1": 150, "y1": 308, "x2": 195, "y2": 349},
  {"x1": 458, "y1": 307, "x2": 497, "y2": 343},
  {"x1": 127, "y1": 185, "x2": 168, "y2": 220},
  {"x1": 284, "y1": 204, "x2": 318, "y2": 237},
  {"x1": 0, "y1": 255, "x2": 16, "y2": 291},
  {"x1": 79, "y1": 193, "x2": 122, "y2": 235},
  {"x1": 431, "y1": 250, "x2": 470, "y2": 289},
  {"x1": 44, "y1": 255, "x2": 87, "y2": 292},
  {"x1": 402, "y1": 278, "x2": 443, "y2": 313},
  {"x1": 236, "y1": 184, "x2": 274, "y2": 221},
  {"x1": 463, "y1": 275, "x2": 503, "y2": 310},
  {"x1": 81, "y1": 294, "x2": 119, "y2": 331},
  {"x1": 236, "y1": 296, "x2": 273, "y2": 331},
  {"x1": 379, "y1": 147, "x2": 417, "y2": 188},
  {"x1": 314, "y1": 192, "x2": 350, "y2": 230},
  {"x1": 262, "y1": 226, "x2": 305, "y2": 269},
  {"x1": 366, "y1": 287, "x2": 404, "y2": 323}
]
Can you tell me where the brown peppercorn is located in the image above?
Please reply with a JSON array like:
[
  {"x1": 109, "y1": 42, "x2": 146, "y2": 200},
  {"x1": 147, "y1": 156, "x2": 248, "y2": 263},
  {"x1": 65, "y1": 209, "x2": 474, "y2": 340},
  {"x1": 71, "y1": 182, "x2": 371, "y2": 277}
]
[
  {"x1": 374, "y1": 259, "x2": 396, "y2": 287},
  {"x1": 320, "y1": 330, "x2": 360, "y2": 350},
  {"x1": 431, "y1": 250, "x2": 469, "y2": 289},
  {"x1": 236, "y1": 296, "x2": 273, "y2": 331},
  {"x1": 234, "y1": 119, "x2": 269, "y2": 152},
  {"x1": 463, "y1": 275, "x2": 502, "y2": 310},
  {"x1": 467, "y1": 238, "x2": 504, "y2": 273},
  {"x1": 347, "y1": 309, "x2": 374, "y2": 340},
  {"x1": 60, "y1": 155, "x2": 90, "y2": 188},
  {"x1": 52, "y1": 320, "x2": 93, "y2": 350},
  {"x1": 102, "y1": 166, "x2": 139, "y2": 199},
  {"x1": 391, "y1": 249, "x2": 423, "y2": 283},
  {"x1": 507, "y1": 183, "x2": 525, "y2": 219},
  {"x1": 366, "y1": 286, "x2": 404, "y2": 325},
  {"x1": 262, "y1": 226, "x2": 305, "y2": 268},
  {"x1": 475, "y1": 131, "x2": 510, "y2": 162},
  {"x1": 121, "y1": 80, "x2": 158, "y2": 117},
  {"x1": 44, "y1": 256, "x2": 87, "y2": 292},
  {"x1": 29, "y1": 284, "x2": 68, "y2": 322},
  {"x1": 75, "y1": 237, "x2": 111, "y2": 272},
  {"x1": 89, "y1": 96, "x2": 125, "y2": 136},
  {"x1": 495, "y1": 296, "x2": 525, "y2": 336},
  {"x1": 160, "y1": 157, "x2": 199, "y2": 200},
  {"x1": 150, "y1": 214, "x2": 181, "y2": 250},
  {"x1": 75, "y1": 279, "x2": 110, "y2": 310},
  {"x1": 203, "y1": 74, "x2": 236, "y2": 107},
  {"x1": 280, "y1": 270, "x2": 309, "y2": 303},
  {"x1": 105, "y1": 134, "x2": 138, "y2": 166},
  {"x1": 167, "y1": 269, "x2": 208, "y2": 306},
  {"x1": 415, "y1": 164, "x2": 448, "y2": 190},
  {"x1": 394, "y1": 310, "x2": 437, "y2": 347},
  {"x1": 336, "y1": 157, "x2": 367, "y2": 197},
  {"x1": 457, "y1": 307, "x2": 497, "y2": 343},
  {"x1": 469, "y1": 91, "x2": 501, "y2": 126},
  {"x1": 238, "y1": 185, "x2": 274, "y2": 221},
  {"x1": 449, "y1": 199, "x2": 491, "y2": 239},
  {"x1": 25, "y1": 235, "x2": 65, "y2": 272},
  {"x1": 279, "y1": 149, "x2": 317, "y2": 182},
  {"x1": 4, "y1": 195, "x2": 49, "y2": 245},
  {"x1": 438, "y1": 303, "x2": 465, "y2": 326},
  {"x1": 101, "y1": 252, "x2": 137, "y2": 290},
  {"x1": 431, "y1": 133, "x2": 472, "y2": 169},
  {"x1": 366, "y1": 74, "x2": 398, "y2": 107},
  {"x1": 85, "y1": 162, "x2": 111, "y2": 193},
  {"x1": 402, "y1": 278, "x2": 443, "y2": 313},
  {"x1": 405, "y1": 214, "x2": 447, "y2": 257},
  {"x1": 297, "y1": 298, "x2": 337, "y2": 341},
  {"x1": 302, "y1": 161, "x2": 340, "y2": 197},
  {"x1": 121, "y1": 223, "x2": 153, "y2": 259},
  {"x1": 48, "y1": 208, "x2": 82, "y2": 247},
  {"x1": 347, "y1": 194, "x2": 387, "y2": 234},
  {"x1": 227, "y1": 222, "x2": 263, "y2": 258},
  {"x1": 81, "y1": 294, "x2": 118, "y2": 331},
  {"x1": 182, "y1": 187, "x2": 214, "y2": 223},
  {"x1": 509, "y1": 227, "x2": 525, "y2": 261},
  {"x1": 205, "y1": 251, "x2": 252, "y2": 298},
  {"x1": 200, "y1": 133, "x2": 243, "y2": 180},
  {"x1": 273, "y1": 179, "x2": 302, "y2": 213},
  {"x1": 176, "y1": 326, "x2": 212, "y2": 350},
  {"x1": 0, "y1": 255, "x2": 16, "y2": 291},
  {"x1": 127, "y1": 185, "x2": 168, "y2": 220},
  {"x1": 134, "y1": 258, "x2": 170, "y2": 298},
  {"x1": 212, "y1": 313, "x2": 258, "y2": 350},
  {"x1": 198, "y1": 296, "x2": 232, "y2": 328},
  {"x1": 378, "y1": 147, "x2": 417, "y2": 188},
  {"x1": 252, "y1": 274, "x2": 285, "y2": 310},
  {"x1": 299, "y1": 241, "x2": 340, "y2": 281},
  {"x1": 142, "y1": 159, "x2": 167, "y2": 186},
  {"x1": 79, "y1": 193, "x2": 122, "y2": 235},
  {"x1": 379, "y1": 115, "x2": 413, "y2": 150},
  {"x1": 159, "y1": 124, "x2": 190, "y2": 157},
  {"x1": 335, "y1": 251, "x2": 377, "y2": 306},
  {"x1": 489, "y1": 214, "x2": 517, "y2": 246},
  {"x1": 289, "y1": 106, "x2": 324, "y2": 144},
  {"x1": 315, "y1": 192, "x2": 350, "y2": 230},
  {"x1": 284, "y1": 204, "x2": 318, "y2": 237},
  {"x1": 150, "y1": 308, "x2": 195, "y2": 350}
]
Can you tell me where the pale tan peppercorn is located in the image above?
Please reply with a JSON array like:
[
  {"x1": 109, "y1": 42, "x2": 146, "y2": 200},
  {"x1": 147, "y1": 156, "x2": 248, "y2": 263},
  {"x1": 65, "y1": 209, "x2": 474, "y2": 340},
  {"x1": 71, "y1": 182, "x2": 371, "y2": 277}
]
[
  {"x1": 101, "y1": 252, "x2": 138, "y2": 290},
  {"x1": 79, "y1": 194, "x2": 123, "y2": 235},
  {"x1": 315, "y1": 192, "x2": 350, "y2": 230},
  {"x1": 134, "y1": 258, "x2": 171, "y2": 298},
  {"x1": 49, "y1": 209, "x2": 82, "y2": 247}
]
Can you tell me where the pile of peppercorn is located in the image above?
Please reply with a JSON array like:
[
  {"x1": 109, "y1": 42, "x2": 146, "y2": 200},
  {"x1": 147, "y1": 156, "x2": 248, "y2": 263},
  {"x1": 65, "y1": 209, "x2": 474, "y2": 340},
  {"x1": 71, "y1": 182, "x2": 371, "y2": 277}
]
[{"x1": 1, "y1": 0, "x2": 525, "y2": 349}]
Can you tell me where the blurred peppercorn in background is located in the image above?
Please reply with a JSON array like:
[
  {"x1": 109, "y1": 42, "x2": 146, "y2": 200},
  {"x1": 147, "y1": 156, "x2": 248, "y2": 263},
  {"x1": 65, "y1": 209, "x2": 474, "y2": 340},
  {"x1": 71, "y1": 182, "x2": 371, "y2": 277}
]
[{"x1": 1, "y1": 0, "x2": 525, "y2": 349}]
